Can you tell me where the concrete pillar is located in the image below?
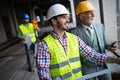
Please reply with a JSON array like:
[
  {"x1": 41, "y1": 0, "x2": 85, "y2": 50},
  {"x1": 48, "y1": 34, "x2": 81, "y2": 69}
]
[{"x1": 102, "y1": 0, "x2": 117, "y2": 42}]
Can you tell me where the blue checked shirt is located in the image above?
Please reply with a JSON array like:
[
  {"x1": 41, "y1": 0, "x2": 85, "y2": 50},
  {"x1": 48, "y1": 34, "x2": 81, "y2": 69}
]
[{"x1": 36, "y1": 32, "x2": 107, "y2": 80}]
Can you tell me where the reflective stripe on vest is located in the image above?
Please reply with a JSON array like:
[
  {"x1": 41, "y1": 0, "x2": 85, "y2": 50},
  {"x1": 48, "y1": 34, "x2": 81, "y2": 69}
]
[
  {"x1": 19, "y1": 23, "x2": 36, "y2": 42},
  {"x1": 43, "y1": 32, "x2": 82, "y2": 80}
]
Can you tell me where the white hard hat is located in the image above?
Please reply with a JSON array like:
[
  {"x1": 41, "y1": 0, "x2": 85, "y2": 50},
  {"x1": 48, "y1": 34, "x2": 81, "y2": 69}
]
[{"x1": 47, "y1": 4, "x2": 69, "y2": 20}]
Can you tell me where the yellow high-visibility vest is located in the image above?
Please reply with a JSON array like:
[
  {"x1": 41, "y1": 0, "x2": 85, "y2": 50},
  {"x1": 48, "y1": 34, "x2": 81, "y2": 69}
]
[
  {"x1": 43, "y1": 32, "x2": 82, "y2": 80},
  {"x1": 19, "y1": 23, "x2": 36, "y2": 42}
]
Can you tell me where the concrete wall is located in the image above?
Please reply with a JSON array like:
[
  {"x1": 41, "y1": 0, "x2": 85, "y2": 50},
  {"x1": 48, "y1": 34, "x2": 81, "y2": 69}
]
[
  {"x1": 102, "y1": 0, "x2": 117, "y2": 43},
  {"x1": 0, "y1": 1, "x2": 8, "y2": 43},
  {"x1": 0, "y1": 17, "x2": 7, "y2": 43},
  {"x1": 0, "y1": 0, "x2": 17, "y2": 44}
]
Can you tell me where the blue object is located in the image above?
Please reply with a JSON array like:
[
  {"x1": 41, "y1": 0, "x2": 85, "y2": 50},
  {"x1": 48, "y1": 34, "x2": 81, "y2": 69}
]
[{"x1": 22, "y1": 13, "x2": 30, "y2": 19}]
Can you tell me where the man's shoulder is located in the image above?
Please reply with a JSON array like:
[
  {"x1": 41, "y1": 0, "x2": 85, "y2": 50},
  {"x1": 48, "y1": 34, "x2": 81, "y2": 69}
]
[
  {"x1": 19, "y1": 23, "x2": 23, "y2": 26},
  {"x1": 29, "y1": 23, "x2": 33, "y2": 26},
  {"x1": 68, "y1": 27, "x2": 77, "y2": 32},
  {"x1": 40, "y1": 32, "x2": 51, "y2": 40},
  {"x1": 92, "y1": 22, "x2": 104, "y2": 27},
  {"x1": 68, "y1": 26, "x2": 82, "y2": 32},
  {"x1": 18, "y1": 24, "x2": 24, "y2": 28}
]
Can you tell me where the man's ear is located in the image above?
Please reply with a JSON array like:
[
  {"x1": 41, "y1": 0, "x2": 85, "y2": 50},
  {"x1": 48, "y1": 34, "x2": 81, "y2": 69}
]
[
  {"x1": 79, "y1": 14, "x2": 86, "y2": 20},
  {"x1": 51, "y1": 18, "x2": 56, "y2": 25}
]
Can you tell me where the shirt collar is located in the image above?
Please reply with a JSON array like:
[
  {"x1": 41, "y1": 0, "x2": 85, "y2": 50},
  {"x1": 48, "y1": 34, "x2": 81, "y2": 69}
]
[
  {"x1": 82, "y1": 24, "x2": 93, "y2": 30},
  {"x1": 51, "y1": 31, "x2": 67, "y2": 39}
]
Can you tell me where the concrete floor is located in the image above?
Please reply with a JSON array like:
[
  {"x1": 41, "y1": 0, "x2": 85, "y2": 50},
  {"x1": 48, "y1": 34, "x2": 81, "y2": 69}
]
[{"x1": 0, "y1": 42, "x2": 39, "y2": 80}]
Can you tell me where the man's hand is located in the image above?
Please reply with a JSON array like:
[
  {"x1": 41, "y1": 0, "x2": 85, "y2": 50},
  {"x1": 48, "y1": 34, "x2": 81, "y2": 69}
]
[
  {"x1": 106, "y1": 57, "x2": 120, "y2": 64},
  {"x1": 108, "y1": 41, "x2": 117, "y2": 52},
  {"x1": 18, "y1": 37, "x2": 25, "y2": 42}
]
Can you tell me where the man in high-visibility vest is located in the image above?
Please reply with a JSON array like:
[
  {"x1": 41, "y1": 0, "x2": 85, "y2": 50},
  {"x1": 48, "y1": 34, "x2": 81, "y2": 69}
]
[
  {"x1": 36, "y1": 4, "x2": 120, "y2": 80},
  {"x1": 18, "y1": 13, "x2": 36, "y2": 71}
]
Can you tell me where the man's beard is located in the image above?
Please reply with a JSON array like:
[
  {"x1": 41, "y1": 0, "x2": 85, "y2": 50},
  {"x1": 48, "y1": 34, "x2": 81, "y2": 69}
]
[
  {"x1": 83, "y1": 15, "x2": 93, "y2": 25},
  {"x1": 87, "y1": 19, "x2": 93, "y2": 25},
  {"x1": 85, "y1": 17, "x2": 93, "y2": 25},
  {"x1": 56, "y1": 21, "x2": 68, "y2": 31}
]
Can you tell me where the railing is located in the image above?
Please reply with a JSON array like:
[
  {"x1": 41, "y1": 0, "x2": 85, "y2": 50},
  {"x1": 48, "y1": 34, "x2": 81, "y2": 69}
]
[{"x1": 74, "y1": 69, "x2": 110, "y2": 80}]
